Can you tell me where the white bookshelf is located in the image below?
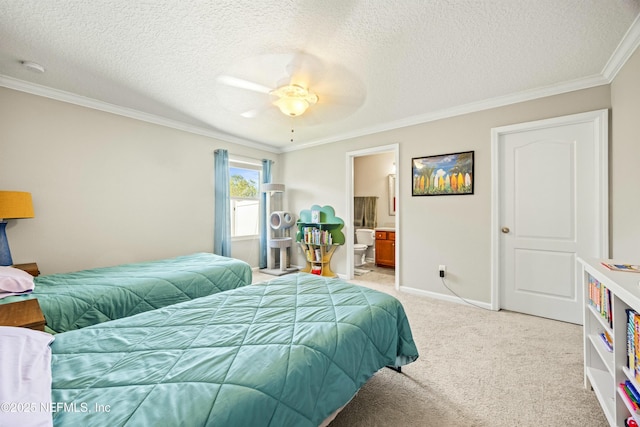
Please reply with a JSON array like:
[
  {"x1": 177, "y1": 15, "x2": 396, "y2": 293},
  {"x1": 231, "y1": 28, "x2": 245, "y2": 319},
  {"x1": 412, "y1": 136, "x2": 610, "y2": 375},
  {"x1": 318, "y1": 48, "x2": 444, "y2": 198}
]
[{"x1": 579, "y1": 258, "x2": 640, "y2": 426}]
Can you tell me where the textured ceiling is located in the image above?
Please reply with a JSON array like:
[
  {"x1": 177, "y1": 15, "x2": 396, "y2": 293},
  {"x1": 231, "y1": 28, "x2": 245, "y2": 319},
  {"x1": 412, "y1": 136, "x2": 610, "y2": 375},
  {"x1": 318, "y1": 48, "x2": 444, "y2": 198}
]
[{"x1": 1, "y1": 1, "x2": 639, "y2": 153}]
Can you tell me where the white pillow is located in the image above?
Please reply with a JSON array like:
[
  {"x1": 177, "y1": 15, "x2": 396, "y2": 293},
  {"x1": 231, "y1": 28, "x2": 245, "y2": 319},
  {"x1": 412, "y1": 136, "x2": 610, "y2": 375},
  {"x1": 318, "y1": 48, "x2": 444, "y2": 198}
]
[{"x1": 0, "y1": 266, "x2": 35, "y2": 298}]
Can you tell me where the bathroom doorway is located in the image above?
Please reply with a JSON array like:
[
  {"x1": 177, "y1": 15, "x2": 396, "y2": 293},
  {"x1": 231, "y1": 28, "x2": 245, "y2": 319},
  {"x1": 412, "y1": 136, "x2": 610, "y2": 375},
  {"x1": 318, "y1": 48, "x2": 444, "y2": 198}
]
[{"x1": 345, "y1": 144, "x2": 399, "y2": 290}]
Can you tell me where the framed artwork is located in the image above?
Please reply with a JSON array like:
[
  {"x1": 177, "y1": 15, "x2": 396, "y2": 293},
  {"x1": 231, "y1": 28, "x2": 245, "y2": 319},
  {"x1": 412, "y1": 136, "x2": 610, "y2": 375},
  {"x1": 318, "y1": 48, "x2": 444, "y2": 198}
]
[{"x1": 412, "y1": 151, "x2": 474, "y2": 196}]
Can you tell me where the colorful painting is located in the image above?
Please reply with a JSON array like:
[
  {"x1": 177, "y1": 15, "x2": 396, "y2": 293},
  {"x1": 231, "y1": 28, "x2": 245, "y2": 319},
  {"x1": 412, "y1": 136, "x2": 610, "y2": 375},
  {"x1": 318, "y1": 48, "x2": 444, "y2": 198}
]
[{"x1": 412, "y1": 151, "x2": 474, "y2": 196}]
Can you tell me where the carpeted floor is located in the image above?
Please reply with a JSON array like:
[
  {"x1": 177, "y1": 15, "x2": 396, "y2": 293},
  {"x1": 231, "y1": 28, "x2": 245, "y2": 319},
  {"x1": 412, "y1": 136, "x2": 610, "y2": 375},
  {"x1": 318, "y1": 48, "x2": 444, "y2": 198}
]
[
  {"x1": 251, "y1": 270, "x2": 608, "y2": 426},
  {"x1": 334, "y1": 276, "x2": 607, "y2": 427}
]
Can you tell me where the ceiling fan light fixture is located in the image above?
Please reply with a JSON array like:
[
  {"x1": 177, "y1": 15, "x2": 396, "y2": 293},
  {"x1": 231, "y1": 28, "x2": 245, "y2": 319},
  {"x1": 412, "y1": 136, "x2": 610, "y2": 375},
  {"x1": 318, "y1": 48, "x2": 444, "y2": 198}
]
[
  {"x1": 270, "y1": 84, "x2": 318, "y2": 117},
  {"x1": 273, "y1": 97, "x2": 309, "y2": 117}
]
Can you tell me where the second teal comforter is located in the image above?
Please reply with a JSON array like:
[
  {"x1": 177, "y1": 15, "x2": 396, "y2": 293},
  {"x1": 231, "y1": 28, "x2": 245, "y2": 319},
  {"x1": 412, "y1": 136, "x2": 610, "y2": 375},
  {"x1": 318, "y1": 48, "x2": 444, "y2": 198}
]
[
  {"x1": 50, "y1": 273, "x2": 418, "y2": 427},
  {"x1": 9, "y1": 253, "x2": 251, "y2": 333}
]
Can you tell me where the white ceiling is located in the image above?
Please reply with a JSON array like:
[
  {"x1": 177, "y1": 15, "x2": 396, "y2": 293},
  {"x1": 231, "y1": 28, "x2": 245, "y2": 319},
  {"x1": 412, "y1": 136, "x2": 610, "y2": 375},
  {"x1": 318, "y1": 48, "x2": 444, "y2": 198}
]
[{"x1": 1, "y1": 1, "x2": 639, "y2": 153}]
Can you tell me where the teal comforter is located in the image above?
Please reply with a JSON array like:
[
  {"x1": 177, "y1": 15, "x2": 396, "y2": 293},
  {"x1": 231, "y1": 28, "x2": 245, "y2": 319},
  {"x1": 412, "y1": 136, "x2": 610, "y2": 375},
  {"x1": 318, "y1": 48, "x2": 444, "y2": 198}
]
[
  {"x1": 50, "y1": 273, "x2": 418, "y2": 427},
  {"x1": 9, "y1": 253, "x2": 251, "y2": 333}
]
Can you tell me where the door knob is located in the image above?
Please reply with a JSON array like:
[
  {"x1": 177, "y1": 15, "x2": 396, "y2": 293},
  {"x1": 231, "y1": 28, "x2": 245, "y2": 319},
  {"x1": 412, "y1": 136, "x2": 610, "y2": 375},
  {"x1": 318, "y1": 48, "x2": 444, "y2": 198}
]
[{"x1": 501, "y1": 227, "x2": 510, "y2": 234}]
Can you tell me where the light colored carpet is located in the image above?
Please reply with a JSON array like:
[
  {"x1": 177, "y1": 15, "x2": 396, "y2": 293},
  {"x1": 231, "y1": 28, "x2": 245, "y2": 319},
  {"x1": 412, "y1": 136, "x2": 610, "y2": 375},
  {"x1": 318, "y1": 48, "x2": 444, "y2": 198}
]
[
  {"x1": 251, "y1": 271, "x2": 608, "y2": 426},
  {"x1": 333, "y1": 277, "x2": 608, "y2": 427}
]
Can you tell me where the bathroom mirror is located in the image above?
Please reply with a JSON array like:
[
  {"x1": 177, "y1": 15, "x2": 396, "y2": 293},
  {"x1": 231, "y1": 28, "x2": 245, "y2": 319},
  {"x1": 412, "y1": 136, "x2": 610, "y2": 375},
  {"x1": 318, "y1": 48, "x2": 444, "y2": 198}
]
[{"x1": 388, "y1": 174, "x2": 396, "y2": 215}]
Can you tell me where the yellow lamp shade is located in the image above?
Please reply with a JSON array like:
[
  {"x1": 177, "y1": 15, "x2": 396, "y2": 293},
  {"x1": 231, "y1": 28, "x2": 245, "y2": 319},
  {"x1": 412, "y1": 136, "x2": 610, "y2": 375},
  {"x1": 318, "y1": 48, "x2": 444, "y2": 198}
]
[{"x1": 0, "y1": 191, "x2": 35, "y2": 219}]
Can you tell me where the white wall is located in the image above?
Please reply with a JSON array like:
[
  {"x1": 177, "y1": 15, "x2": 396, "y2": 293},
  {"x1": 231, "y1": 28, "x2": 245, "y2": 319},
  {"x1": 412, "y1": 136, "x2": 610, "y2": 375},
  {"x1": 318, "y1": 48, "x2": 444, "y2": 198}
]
[
  {"x1": 0, "y1": 87, "x2": 278, "y2": 274},
  {"x1": 2, "y1": 43, "x2": 638, "y2": 293},
  {"x1": 611, "y1": 46, "x2": 640, "y2": 259},
  {"x1": 354, "y1": 152, "x2": 395, "y2": 228},
  {"x1": 282, "y1": 84, "x2": 612, "y2": 303}
]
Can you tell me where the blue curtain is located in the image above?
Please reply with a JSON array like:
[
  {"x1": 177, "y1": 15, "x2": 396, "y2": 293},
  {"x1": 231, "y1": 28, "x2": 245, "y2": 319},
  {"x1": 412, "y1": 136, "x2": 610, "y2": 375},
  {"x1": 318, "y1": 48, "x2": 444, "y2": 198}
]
[
  {"x1": 259, "y1": 159, "x2": 272, "y2": 269},
  {"x1": 213, "y1": 149, "x2": 231, "y2": 257}
]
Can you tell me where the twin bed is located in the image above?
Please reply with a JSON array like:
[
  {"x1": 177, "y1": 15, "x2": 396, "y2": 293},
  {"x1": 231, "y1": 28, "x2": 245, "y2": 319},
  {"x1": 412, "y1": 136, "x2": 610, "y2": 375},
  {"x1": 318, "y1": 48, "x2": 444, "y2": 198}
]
[
  {"x1": 1, "y1": 253, "x2": 253, "y2": 333},
  {"x1": 1, "y1": 254, "x2": 418, "y2": 427}
]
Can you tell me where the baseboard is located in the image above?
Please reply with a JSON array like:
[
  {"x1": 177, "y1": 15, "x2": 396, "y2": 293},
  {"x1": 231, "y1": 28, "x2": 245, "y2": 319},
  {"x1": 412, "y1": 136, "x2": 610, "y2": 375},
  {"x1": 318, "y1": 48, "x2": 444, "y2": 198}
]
[
  {"x1": 398, "y1": 285, "x2": 494, "y2": 310},
  {"x1": 273, "y1": 268, "x2": 490, "y2": 311}
]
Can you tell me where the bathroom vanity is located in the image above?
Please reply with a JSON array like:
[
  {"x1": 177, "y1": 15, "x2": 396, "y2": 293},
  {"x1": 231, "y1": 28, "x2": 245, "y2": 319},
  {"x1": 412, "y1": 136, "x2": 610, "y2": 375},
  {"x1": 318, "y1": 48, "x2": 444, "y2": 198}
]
[{"x1": 375, "y1": 228, "x2": 395, "y2": 268}]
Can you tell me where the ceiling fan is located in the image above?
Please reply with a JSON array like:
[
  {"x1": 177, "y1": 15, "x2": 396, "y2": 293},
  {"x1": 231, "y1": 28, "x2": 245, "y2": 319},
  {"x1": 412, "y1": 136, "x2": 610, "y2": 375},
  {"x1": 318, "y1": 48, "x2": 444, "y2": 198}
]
[
  {"x1": 218, "y1": 75, "x2": 318, "y2": 118},
  {"x1": 215, "y1": 52, "x2": 365, "y2": 122}
]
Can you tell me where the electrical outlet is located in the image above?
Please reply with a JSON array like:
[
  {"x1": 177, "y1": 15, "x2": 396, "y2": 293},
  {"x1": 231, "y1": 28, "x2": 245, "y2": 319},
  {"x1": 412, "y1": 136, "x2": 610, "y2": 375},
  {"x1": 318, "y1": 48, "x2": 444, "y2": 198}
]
[{"x1": 439, "y1": 265, "x2": 446, "y2": 278}]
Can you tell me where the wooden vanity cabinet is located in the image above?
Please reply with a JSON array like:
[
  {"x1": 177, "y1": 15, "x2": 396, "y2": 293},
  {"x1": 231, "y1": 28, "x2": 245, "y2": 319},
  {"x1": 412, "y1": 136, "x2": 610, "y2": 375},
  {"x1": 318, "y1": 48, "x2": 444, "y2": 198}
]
[{"x1": 375, "y1": 230, "x2": 395, "y2": 268}]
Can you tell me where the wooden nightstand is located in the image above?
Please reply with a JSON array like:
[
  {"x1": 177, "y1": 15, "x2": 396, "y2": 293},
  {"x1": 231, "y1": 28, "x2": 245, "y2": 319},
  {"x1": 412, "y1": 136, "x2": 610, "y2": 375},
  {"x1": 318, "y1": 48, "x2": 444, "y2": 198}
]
[
  {"x1": 12, "y1": 262, "x2": 40, "y2": 277},
  {"x1": 0, "y1": 299, "x2": 46, "y2": 331}
]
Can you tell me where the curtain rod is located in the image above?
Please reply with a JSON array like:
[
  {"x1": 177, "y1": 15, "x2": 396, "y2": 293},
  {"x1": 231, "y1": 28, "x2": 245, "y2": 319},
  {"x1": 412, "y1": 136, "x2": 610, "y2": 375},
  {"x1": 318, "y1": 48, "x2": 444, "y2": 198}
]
[{"x1": 214, "y1": 149, "x2": 275, "y2": 165}]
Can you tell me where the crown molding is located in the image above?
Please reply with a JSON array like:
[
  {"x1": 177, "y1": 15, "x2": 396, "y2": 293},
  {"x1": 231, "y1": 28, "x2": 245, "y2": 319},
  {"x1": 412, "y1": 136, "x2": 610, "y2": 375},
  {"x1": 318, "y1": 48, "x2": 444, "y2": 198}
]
[
  {"x1": 4, "y1": 13, "x2": 637, "y2": 158},
  {"x1": 602, "y1": 13, "x2": 640, "y2": 82},
  {"x1": 283, "y1": 73, "x2": 609, "y2": 152},
  {"x1": 0, "y1": 75, "x2": 281, "y2": 154},
  {"x1": 0, "y1": 70, "x2": 611, "y2": 156},
  {"x1": 286, "y1": 15, "x2": 640, "y2": 152}
]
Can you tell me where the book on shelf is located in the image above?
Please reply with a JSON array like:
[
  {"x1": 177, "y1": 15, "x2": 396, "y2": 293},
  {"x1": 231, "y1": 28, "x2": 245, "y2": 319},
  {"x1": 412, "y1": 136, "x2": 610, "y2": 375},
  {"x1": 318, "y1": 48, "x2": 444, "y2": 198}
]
[
  {"x1": 626, "y1": 309, "x2": 640, "y2": 382},
  {"x1": 602, "y1": 262, "x2": 640, "y2": 273},
  {"x1": 619, "y1": 382, "x2": 640, "y2": 412},
  {"x1": 600, "y1": 331, "x2": 613, "y2": 352},
  {"x1": 302, "y1": 227, "x2": 333, "y2": 246},
  {"x1": 629, "y1": 309, "x2": 636, "y2": 374},
  {"x1": 588, "y1": 275, "x2": 612, "y2": 328},
  {"x1": 627, "y1": 380, "x2": 640, "y2": 402}
]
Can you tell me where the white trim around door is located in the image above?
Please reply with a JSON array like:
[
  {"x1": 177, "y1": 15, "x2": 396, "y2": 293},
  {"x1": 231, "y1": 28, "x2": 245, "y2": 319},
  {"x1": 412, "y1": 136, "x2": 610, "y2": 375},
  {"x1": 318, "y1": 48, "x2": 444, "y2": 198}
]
[
  {"x1": 345, "y1": 143, "x2": 400, "y2": 290},
  {"x1": 490, "y1": 109, "x2": 609, "y2": 315}
]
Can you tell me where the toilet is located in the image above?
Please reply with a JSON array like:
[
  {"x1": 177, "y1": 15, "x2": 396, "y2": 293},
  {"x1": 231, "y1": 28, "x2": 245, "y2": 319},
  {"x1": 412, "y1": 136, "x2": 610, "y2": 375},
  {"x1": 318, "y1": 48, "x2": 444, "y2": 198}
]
[{"x1": 354, "y1": 229, "x2": 375, "y2": 267}]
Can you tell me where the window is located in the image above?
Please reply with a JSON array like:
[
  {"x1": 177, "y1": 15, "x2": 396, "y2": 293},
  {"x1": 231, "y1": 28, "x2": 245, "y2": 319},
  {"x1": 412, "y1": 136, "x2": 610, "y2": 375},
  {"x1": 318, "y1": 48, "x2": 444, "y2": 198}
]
[{"x1": 229, "y1": 161, "x2": 261, "y2": 238}]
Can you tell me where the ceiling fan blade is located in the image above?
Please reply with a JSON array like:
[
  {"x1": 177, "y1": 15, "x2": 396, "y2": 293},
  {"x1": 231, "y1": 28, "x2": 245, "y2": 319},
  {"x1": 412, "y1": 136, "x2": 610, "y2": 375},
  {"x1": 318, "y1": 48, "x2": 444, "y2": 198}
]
[
  {"x1": 317, "y1": 91, "x2": 366, "y2": 108},
  {"x1": 217, "y1": 75, "x2": 272, "y2": 94},
  {"x1": 283, "y1": 51, "x2": 325, "y2": 88},
  {"x1": 240, "y1": 105, "x2": 272, "y2": 118},
  {"x1": 296, "y1": 104, "x2": 355, "y2": 126},
  {"x1": 310, "y1": 62, "x2": 367, "y2": 110},
  {"x1": 240, "y1": 109, "x2": 260, "y2": 119}
]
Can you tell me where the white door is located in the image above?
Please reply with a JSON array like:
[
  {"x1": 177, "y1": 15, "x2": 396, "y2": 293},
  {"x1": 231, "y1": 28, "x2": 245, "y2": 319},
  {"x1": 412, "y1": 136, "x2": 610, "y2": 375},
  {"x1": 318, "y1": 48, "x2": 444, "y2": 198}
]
[{"x1": 491, "y1": 110, "x2": 608, "y2": 324}]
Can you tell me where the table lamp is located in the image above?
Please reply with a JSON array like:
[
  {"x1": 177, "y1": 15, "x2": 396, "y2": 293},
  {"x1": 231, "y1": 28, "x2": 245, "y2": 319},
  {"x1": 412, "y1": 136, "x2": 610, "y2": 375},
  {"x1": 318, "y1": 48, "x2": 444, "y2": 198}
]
[{"x1": 0, "y1": 191, "x2": 35, "y2": 266}]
